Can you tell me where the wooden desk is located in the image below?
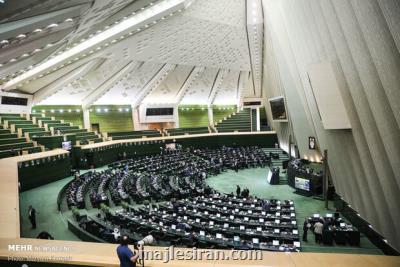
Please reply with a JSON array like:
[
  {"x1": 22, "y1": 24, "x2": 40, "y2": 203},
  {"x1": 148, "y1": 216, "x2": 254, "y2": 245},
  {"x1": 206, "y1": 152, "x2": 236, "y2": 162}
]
[{"x1": 80, "y1": 131, "x2": 277, "y2": 149}]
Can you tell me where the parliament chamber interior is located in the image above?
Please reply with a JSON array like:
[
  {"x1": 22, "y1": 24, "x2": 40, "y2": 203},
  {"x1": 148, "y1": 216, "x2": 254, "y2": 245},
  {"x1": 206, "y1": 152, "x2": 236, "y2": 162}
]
[{"x1": 0, "y1": 0, "x2": 399, "y2": 266}]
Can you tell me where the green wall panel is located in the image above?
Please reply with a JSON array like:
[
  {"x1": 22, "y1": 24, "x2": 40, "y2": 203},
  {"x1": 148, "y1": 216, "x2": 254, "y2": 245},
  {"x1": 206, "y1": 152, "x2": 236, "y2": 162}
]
[
  {"x1": 32, "y1": 105, "x2": 84, "y2": 128},
  {"x1": 178, "y1": 105, "x2": 209, "y2": 128},
  {"x1": 213, "y1": 105, "x2": 236, "y2": 124},
  {"x1": 89, "y1": 105, "x2": 133, "y2": 133}
]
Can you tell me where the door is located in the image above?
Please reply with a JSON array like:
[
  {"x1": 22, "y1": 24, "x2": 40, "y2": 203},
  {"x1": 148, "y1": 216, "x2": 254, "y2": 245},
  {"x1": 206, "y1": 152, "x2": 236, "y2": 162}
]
[{"x1": 91, "y1": 123, "x2": 100, "y2": 133}]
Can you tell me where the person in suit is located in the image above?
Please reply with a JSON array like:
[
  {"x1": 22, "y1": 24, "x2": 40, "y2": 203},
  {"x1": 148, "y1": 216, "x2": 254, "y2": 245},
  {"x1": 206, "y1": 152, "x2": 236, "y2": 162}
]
[
  {"x1": 303, "y1": 218, "x2": 310, "y2": 242},
  {"x1": 28, "y1": 205, "x2": 37, "y2": 229},
  {"x1": 236, "y1": 185, "x2": 241, "y2": 196}
]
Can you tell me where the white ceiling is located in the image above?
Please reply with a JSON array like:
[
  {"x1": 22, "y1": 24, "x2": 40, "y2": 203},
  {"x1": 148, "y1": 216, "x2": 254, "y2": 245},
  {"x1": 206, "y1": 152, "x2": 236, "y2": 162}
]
[{"x1": 0, "y1": 0, "x2": 264, "y2": 107}]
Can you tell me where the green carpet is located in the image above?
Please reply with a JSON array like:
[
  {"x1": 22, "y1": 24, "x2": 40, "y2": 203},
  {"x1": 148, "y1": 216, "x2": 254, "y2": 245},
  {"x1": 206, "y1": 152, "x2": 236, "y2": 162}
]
[{"x1": 19, "y1": 165, "x2": 382, "y2": 254}]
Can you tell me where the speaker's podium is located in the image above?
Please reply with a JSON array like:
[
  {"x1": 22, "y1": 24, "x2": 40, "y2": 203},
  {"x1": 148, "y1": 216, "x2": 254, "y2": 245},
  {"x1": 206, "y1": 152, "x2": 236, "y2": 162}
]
[{"x1": 267, "y1": 167, "x2": 280, "y2": 185}]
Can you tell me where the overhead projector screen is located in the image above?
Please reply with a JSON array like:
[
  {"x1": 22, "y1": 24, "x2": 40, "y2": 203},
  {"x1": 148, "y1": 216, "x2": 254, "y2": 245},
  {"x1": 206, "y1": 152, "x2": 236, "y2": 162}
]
[{"x1": 308, "y1": 63, "x2": 351, "y2": 130}]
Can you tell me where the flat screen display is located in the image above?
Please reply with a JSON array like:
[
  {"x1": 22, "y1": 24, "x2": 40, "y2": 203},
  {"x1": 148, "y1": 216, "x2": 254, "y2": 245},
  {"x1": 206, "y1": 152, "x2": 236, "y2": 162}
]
[
  {"x1": 146, "y1": 107, "x2": 173, "y2": 116},
  {"x1": 62, "y1": 141, "x2": 72, "y2": 150},
  {"x1": 295, "y1": 177, "x2": 310, "y2": 191},
  {"x1": 1, "y1": 96, "x2": 28, "y2": 106},
  {"x1": 268, "y1": 96, "x2": 288, "y2": 122}
]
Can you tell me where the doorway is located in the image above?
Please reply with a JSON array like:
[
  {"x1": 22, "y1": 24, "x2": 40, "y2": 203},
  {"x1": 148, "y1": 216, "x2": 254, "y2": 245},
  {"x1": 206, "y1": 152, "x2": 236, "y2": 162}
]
[{"x1": 91, "y1": 123, "x2": 100, "y2": 133}]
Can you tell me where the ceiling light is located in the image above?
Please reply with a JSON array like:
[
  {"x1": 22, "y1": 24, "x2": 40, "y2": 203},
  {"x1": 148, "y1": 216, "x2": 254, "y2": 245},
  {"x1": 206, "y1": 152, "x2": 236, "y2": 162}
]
[
  {"x1": 118, "y1": 108, "x2": 123, "y2": 112},
  {"x1": 65, "y1": 18, "x2": 73, "y2": 22},
  {"x1": 125, "y1": 108, "x2": 130, "y2": 112},
  {"x1": 47, "y1": 23, "x2": 58, "y2": 28},
  {"x1": 59, "y1": 109, "x2": 64, "y2": 113},
  {"x1": 96, "y1": 108, "x2": 101, "y2": 112},
  {"x1": 33, "y1": 29, "x2": 42, "y2": 33},
  {"x1": 9, "y1": 58, "x2": 17, "y2": 62},
  {"x1": 17, "y1": 34, "x2": 26, "y2": 39},
  {"x1": 51, "y1": 109, "x2": 55, "y2": 113},
  {"x1": 68, "y1": 109, "x2": 72, "y2": 113},
  {"x1": 76, "y1": 109, "x2": 80, "y2": 112},
  {"x1": 0, "y1": 40, "x2": 9, "y2": 44}
]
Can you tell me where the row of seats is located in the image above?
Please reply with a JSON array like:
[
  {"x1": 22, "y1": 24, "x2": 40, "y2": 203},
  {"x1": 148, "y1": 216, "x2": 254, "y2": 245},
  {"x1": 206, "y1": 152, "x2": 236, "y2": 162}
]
[
  {"x1": 165, "y1": 126, "x2": 210, "y2": 136},
  {"x1": 0, "y1": 113, "x2": 44, "y2": 159},
  {"x1": 215, "y1": 109, "x2": 252, "y2": 132},
  {"x1": 107, "y1": 130, "x2": 162, "y2": 140},
  {"x1": 79, "y1": 194, "x2": 300, "y2": 252}
]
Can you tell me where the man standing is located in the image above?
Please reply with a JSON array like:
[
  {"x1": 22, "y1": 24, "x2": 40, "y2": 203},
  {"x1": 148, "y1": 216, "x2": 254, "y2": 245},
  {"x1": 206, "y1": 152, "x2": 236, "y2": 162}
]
[
  {"x1": 314, "y1": 220, "x2": 324, "y2": 244},
  {"x1": 28, "y1": 205, "x2": 37, "y2": 229},
  {"x1": 303, "y1": 218, "x2": 310, "y2": 242},
  {"x1": 116, "y1": 236, "x2": 141, "y2": 267},
  {"x1": 236, "y1": 185, "x2": 241, "y2": 196}
]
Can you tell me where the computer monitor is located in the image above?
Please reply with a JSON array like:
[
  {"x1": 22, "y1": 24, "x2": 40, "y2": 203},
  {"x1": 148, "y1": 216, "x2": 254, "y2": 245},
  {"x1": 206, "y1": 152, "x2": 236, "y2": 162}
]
[
  {"x1": 275, "y1": 219, "x2": 280, "y2": 224},
  {"x1": 277, "y1": 201, "x2": 281, "y2": 204},
  {"x1": 244, "y1": 217, "x2": 249, "y2": 221},
  {"x1": 273, "y1": 240, "x2": 280, "y2": 246},
  {"x1": 171, "y1": 224, "x2": 176, "y2": 230},
  {"x1": 294, "y1": 241, "x2": 300, "y2": 247},
  {"x1": 154, "y1": 208, "x2": 158, "y2": 211},
  {"x1": 252, "y1": 238, "x2": 259, "y2": 244},
  {"x1": 183, "y1": 207, "x2": 186, "y2": 210},
  {"x1": 224, "y1": 223, "x2": 229, "y2": 228},
  {"x1": 235, "y1": 208, "x2": 239, "y2": 212},
  {"x1": 196, "y1": 218, "x2": 200, "y2": 223},
  {"x1": 340, "y1": 223, "x2": 346, "y2": 227},
  {"x1": 251, "y1": 204, "x2": 255, "y2": 207},
  {"x1": 290, "y1": 207, "x2": 294, "y2": 210},
  {"x1": 276, "y1": 206, "x2": 281, "y2": 210},
  {"x1": 240, "y1": 225, "x2": 245, "y2": 230},
  {"x1": 234, "y1": 236, "x2": 240, "y2": 242},
  {"x1": 313, "y1": 213, "x2": 320, "y2": 218},
  {"x1": 193, "y1": 209, "x2": 197, "y2": 213},
  {"x1": 173, "y1": 213, "x2": 176, "y2": 216},
  {"x1": 291, "y1": 220, "x2": 297, "y2": 225},
  {"x1": 229, "y1": 201, "x2": 232, "y2": 204},
  {"x1": 212, "y1": 205, "x2": 216, "y2": 208},
  {"x1": 216, "y1": 213, "x2": 221, "y2": 217},
  {"x1": 159, "y1": 222, "x2": 163, "y2": 226},
  {"x1": 326, "y1": 213, "x2": 333, "y2": 218},
  {"x1": 261, "y1": 211, "x2": 266, "y2": 215},
  {"x1": 274, "y1": 229, "x2": 280, "y2": 233},
  {"x1": 230, "y1": 215, "x2": 234, "y2": 220},
  {"x1": 223, "y1": 207, "x2": 227, "y2": 210},
  {"x1": 291, "y1": 213, "x2": 295, "y2": 217},
  {"x1": 256, "y1": 227, "x2": 262, "y2": 232},
  {"x1": 248, "y1": 210, "x2": 252, "y2": 214},
  {"x1": 293, "y1": 230, "x2": 298, "y2": 234},
  {"x1": 183, "y1": 216, "x2": 188, "y2": 220},
  {"x1": 243, "y1": 198, "x2": 247, "y2": 201},
  {"x1": 202, "y1": 203, "x2": 206, "y2": 206},
  {"x1": 259, "y1": 218, "x2": 264, "y2": 223},
  {"x1": 200, "y1": 231, "x2": 205, "y2": 236},
  {"x1": 276, "y1": 212, "x2": 280, "y2": 217},
  {"x1": 209, "y1": 221, "x2": 214, "y2": 226},
  {"x1": 204, "y1": 211, "x2": 208, "y2": 215},
  {"x1": 216, "y1": 233, "x2": 222, "y2": 239},
  {"x1": 163, "y1": 211, "x2": 166, "y2": 214}
]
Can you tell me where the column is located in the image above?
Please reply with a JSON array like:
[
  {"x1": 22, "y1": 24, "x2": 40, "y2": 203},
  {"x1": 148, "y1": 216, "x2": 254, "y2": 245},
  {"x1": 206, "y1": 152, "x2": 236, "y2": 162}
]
[
  {"x1": 256, "y1": 107, "x2": 260, "y2": 131},
  {"x1": 83, "y1": 108, "x2": 90, "y2": 130},
  {"x1": 208, "y1": 105, "x2": 214, "y2": 126}
]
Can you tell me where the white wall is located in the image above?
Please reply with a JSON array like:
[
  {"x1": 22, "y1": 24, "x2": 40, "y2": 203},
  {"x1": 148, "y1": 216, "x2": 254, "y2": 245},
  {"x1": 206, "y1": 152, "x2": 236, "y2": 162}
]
[
  {"x1": 0, "y1": 91, "x2": 33, "y2": 114},
  {"x1": 262, "y1": 0, "x2": 400, "y2": 250}
]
